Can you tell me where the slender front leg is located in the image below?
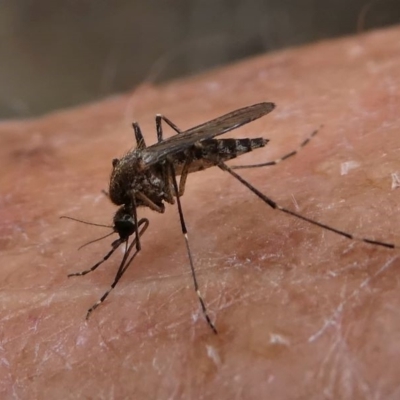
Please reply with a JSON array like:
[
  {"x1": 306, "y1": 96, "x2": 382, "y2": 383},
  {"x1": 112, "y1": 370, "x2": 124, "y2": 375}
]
[
  {"x1": 131, "y1": 197, "x2": 141, "y2": 252},
  {"x1": 68, "y1": 238, "x2": 124, "y2": 277},
  {"x1": 163, "y1": 165, "x2": 176, "y2": 204},
  {"x1": 136, "y1": 191, "x2": 167, "y2": 212},
  {"x1": 169, "y1": 162, "x2": 218, "y2": 334},
  {"x1": 132, "y1": 122, "x2": 147, "y2": 149},
  {"x1": 86, "y1": 218, "x2": 150, "y2": 319},
  {"x1": 156, "y1": 114, "x2": 183, "y2": 142},
  {"x1": 178, "y1": 160, "x2": 191, "y2": 196}
]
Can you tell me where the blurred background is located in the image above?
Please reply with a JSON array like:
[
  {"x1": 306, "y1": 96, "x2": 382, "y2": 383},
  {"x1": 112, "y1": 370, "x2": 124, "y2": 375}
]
[{"x1": 0, "y1": 0, "x2": 399, "y2": 119}]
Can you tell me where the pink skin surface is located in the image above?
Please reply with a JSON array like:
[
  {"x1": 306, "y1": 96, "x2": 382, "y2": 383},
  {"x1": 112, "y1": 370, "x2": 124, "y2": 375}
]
[{"x1": 1, "y1": 25, "x2": 400, "y2": 399}]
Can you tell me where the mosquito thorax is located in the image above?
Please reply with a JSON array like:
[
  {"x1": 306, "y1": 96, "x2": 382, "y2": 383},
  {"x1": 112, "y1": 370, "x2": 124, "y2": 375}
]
[
  {"x1": 109, "y1": 149, "x2": 170, "y2": 211},
  {"x1": 109, "y1": 151, "x2": 144, "y2": 206},
  {"x1": 113, "y1": 206, "x2": 136, "y2": 240}
]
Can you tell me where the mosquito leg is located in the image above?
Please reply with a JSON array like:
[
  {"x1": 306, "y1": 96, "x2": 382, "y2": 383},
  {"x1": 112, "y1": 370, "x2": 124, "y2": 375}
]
[
  {"x1": 136, "y1": 191, "x2": 167, "y2": 212},
  {"x1": 219, "y1": 161, "x2": 396, "y2": 250},
  {"x1": 117, "y1": 219, "x2": 149, "y2": 278},
  {"x1": 156, "y1": 114, "x2": 183, "y2": 142},
  {"x1": 131, "y1": 198, "x2": 141, "y2": 252},
  {"x1": 132, "y1": 122, "x2": 147, "y2": 149},
  {"x1": 163, "y1": 164, "x2": 176, "y2": 203},
  {"x1": 86, "y1": 218, "x2": 149, "y2": 319},
  {"x1": 178, "y1": 161, "x2": 191, "y2": 196},
  {"x1": 169, "y1": 163, "x2": 218, "y2": 334},
  {"x1": 86, "y1": 240, "x2": 131, "y2": 319},
  {"x1": 68, "y1": 239, "x2": 123, "y2": 277},
  {"x1": 85, "y1": 243, "x2": 139, "y2": 320},
  {"x1": 163, "y1": 161, "x2": 188, "y2": 201},
  {"x1": 112, "y1": 216, "x2": 148, "y2": 283},
  {"x1": 232, "y1": 128, "x2": 319, "y2": 169}
]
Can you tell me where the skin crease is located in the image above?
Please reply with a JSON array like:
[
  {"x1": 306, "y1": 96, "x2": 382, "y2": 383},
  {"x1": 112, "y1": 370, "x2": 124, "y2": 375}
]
[{"x1": 1, "y1": 25, "x2": 400, "y2": 400}]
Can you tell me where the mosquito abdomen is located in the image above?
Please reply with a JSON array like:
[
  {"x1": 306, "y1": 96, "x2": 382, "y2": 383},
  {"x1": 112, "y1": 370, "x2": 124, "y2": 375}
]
[{"x1": 199, "y1": 137, "x2": 268, "y2": 159}]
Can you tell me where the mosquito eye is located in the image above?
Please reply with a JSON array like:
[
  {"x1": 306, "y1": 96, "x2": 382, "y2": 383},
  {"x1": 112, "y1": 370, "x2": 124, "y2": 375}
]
[{"x1": 112, "y1": 158, "x2": 119, "y2": 167}]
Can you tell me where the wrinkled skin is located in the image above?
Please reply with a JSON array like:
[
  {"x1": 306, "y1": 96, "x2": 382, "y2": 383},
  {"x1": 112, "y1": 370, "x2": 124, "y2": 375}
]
[{"x1": 1, "y1": 26, "x2": 400, "y2": 400}]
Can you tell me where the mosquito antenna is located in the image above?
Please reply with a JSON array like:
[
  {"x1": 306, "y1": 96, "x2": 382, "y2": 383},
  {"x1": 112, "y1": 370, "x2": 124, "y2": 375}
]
[
  {"x1": 169, "y1": 163, "x2": 218, "y2": 334},
  {"x1": 85, "y1": 218, "x2": 149, "y2": 319},
  {"x1": 77, "y1": 231, "x2": 116, "y2": 250},
  {"x1": 220, "y1": 162, "x2": 397, "y2": 250},
  {"x1": 60, "y1": 215, "x2": 112, "y2": 229}
]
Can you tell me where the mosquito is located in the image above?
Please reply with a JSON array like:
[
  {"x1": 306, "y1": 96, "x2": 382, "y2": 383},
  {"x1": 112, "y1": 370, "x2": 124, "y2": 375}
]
[{"x1": 63, "y1": 102, "x2": 397, "y2": 334}]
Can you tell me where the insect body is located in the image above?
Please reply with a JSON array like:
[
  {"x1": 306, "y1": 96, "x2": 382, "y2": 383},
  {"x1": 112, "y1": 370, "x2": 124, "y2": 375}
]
[
  {"x1": 110, "y1": 138, "x2": 269, "y2": 210},
  {"x1": 64, "y1": 102, "x2": 398, "y2": 334},
  {"x1": 109, "y1": 104, "x2": 273, "y2": 211}
]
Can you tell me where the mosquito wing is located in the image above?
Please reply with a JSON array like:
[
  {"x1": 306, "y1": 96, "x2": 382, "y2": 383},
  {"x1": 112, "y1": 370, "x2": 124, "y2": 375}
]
[{"x1": 141, "y1": 102, "x2": 275, "y2": 167}]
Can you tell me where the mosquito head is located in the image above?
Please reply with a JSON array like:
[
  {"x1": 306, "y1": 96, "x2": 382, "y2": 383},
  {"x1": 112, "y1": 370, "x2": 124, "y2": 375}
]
[{"x1": 113, "y1": 205, "x2": 136, "y2": 240}]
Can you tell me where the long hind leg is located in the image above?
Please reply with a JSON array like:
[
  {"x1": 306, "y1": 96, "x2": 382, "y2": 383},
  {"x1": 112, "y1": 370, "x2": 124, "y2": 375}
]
[{"x1": 232, "y1": 128, "x2": 319, "y2": 169}]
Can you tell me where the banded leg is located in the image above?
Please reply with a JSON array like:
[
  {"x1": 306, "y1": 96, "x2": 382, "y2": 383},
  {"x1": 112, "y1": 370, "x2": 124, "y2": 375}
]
[
  {"x1": 169, "y1": 163, "x2": 218, "y2": 334},
  {"x1": 232, "y1": 128, "x2": 319, "y2": 169},
  {"x1": 86, "y1": 218, "x2": 150, "y2": 319},
  {"x1": 220, "y1": 161, "x2": 396, "y2": 250},
  {"x1": 136, "y1": 191, "x2": 167, "y2": 212},
  {"x1": 68, "y1": 238, "x2": 124, "y2": 277}
]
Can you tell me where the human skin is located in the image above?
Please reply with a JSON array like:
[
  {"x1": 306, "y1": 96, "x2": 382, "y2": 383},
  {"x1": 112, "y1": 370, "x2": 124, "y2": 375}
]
[{"x1": 1, "y1": 26, "x2": 400, "y2": 399}]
